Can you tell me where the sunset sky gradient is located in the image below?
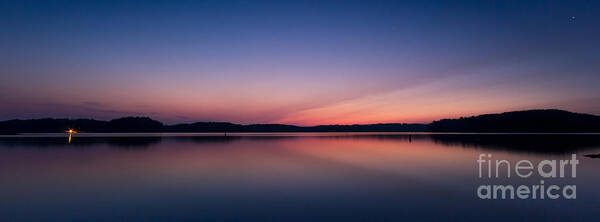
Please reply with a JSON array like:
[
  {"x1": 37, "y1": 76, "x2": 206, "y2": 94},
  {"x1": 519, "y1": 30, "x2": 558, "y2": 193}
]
[{"x1": 1, "y1": 0, "x2": 599, "y2": 125}]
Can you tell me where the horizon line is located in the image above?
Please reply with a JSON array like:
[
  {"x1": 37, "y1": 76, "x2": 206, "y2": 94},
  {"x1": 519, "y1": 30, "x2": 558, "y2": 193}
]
[{"x1": 0, "y1": 108, "x2": 593, "y2": 127}]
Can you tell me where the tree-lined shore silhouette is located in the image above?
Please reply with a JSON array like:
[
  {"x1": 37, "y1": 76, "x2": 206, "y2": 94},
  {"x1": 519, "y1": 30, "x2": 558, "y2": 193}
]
[{"x1": 1, "y1": 109, "x2": 600, "y2": 134}]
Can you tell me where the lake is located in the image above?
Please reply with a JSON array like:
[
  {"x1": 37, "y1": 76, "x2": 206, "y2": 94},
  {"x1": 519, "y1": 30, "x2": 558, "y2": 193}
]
[{"x1": 1, "y1": 133, "x2": 599, "y2": 221}]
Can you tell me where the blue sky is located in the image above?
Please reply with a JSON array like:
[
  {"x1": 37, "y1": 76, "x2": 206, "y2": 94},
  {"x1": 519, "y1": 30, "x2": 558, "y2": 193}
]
[{"x1": 1, "y1": 0, "x2": 599, "y2": 124}]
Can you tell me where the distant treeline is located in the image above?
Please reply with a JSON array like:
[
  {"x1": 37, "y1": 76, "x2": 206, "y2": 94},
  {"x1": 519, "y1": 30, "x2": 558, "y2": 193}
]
[
  {"x1": 1, "y1": 109, "x2": 600, "y2": 134},
  {"x1": 0, "y1": 117, "x2": 164, "y2": 134},
  {"x1": 167, "y1": 122, "x2": 426, "y2": 133},
  {"x1": 429, "y1": 109, "x2": 600, "y2": 132},
  {"x1": 0, "y1": 117, "x2": 425, "y2": 134}
]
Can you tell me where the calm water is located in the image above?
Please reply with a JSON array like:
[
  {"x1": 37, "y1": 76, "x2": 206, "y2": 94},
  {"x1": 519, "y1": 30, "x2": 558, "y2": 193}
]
[{"x1": 1, "y1": 133, "x2": 599, "y2": 221}]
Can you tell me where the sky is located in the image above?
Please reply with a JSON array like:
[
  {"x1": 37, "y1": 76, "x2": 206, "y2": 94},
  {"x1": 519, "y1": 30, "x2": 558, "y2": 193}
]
[{"x1": 1, "y1": 0, "x2": 599, "y2": 125}]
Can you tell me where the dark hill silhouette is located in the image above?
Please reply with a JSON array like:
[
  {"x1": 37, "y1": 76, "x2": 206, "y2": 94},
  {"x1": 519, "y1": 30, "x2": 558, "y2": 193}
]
[
  {"x1": 1, "y1": 109, "x2": 599, "y2": 134},
  {"x1": 107, "y1": 117, "x2": 163, "y2": 132},
  {"x1": 429, "y1": 109, "x2": 600, "y2": 132}
]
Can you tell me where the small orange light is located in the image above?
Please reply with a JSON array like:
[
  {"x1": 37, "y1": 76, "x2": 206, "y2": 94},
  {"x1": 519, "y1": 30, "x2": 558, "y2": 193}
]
[{"x1": 66, "y1": 129, "x2": 77, "y2": 134}]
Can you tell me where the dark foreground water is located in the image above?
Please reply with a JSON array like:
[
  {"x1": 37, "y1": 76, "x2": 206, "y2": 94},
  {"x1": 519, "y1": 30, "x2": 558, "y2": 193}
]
[{"x1": 1, "y1": 133, "x2": 599, "y2": 221}]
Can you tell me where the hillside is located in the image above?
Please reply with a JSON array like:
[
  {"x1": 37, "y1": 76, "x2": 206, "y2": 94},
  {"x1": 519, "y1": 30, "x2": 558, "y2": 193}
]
[
  {"x1": 428, "y1": 109, "x2": 600, "y2": 132},
  {"x1": 1, "y1": 109, "x2": 599, "y2": 133}
]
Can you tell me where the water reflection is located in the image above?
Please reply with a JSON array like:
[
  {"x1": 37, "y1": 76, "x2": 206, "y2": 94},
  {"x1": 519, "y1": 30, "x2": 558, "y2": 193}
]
[
  {"x1": 429, "y1": 134, "x2": 600, "y2": 154},
  {"x1": 2, "y1": 133, "x2": 599, "y2": 154},
  {"x1": 0, "y1": 136, "x2": 163, "y2": 149},
  {"x1": 0, "y1": 133, "x2": 599, "y2": 221}
]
